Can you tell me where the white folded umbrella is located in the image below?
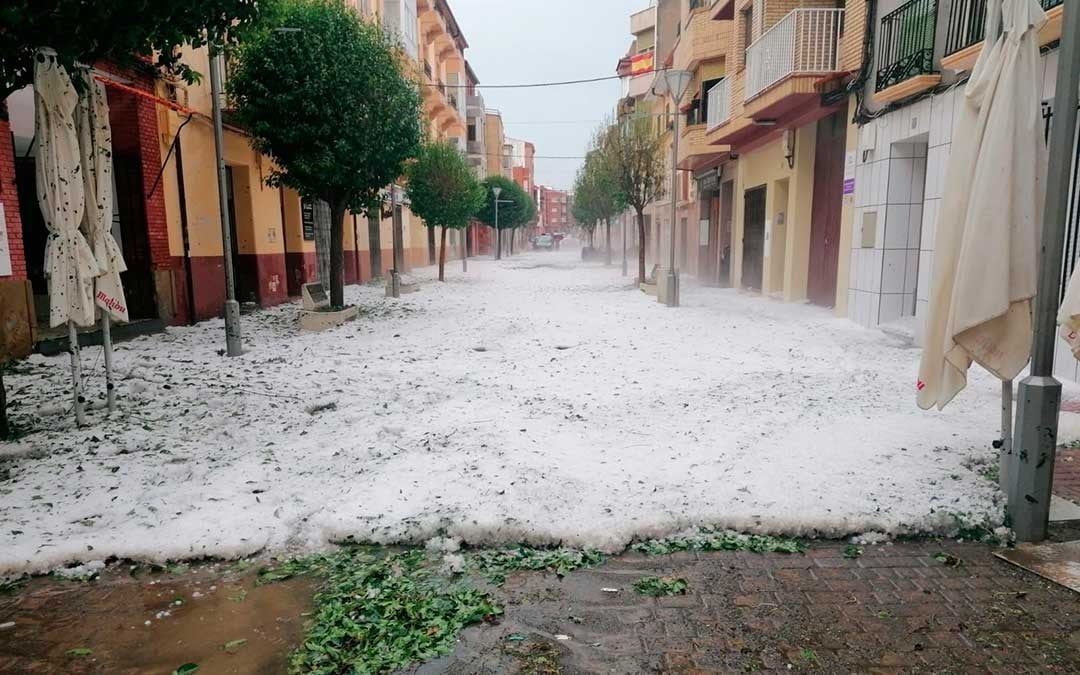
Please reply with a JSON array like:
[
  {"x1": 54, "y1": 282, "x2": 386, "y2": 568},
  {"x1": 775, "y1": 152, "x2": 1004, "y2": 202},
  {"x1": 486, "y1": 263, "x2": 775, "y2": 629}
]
[
  {"x1": 35, "y1": 49, "x2": 99, "y2": 425},
  {"x1": 35, "y1": 50, "x2": 98, "y2": 329},
  {"x1": 77, "y1": 67, "x2": 128, "y2": 413},
  {"x1": 917, "y1": 0, "x2": 1048, "y2": 411}
]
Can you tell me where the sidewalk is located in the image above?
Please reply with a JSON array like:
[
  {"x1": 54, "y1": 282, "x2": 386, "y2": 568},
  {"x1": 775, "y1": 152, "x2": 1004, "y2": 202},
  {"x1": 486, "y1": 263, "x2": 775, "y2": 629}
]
[{"x1": 420, "y1": 530, "x2": 1080, "y2": 674}]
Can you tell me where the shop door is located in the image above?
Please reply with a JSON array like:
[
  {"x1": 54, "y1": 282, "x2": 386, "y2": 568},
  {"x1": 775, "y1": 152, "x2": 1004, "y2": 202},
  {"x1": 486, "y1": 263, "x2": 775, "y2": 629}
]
[
  {"x1": 808, "y1": 110, "x2": 846, "y2": 307},
  {"x1": 742, "y1": 186, "x2": 766, "y2": 290},
  {"x1": 112, "y1": 153, "x2": 157, "y2": 320},
  {"x1": 719, "y1": 180, "x2": 734, "y2": 285}
]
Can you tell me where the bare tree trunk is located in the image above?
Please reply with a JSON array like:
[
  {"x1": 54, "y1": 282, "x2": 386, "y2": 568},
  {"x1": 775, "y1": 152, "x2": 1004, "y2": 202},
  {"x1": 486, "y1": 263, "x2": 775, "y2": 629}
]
[
  {"x1": 496, "y1": 228, "x2": 502, "y2": 260},
  {"x1": 0, "y1": 369, "x2": 8, "y2": 440},
  {"x1": 509, "y1": 229, "x2": 515, "y2": 255},
  {"x1": 605, "y1": 218, "x2": 612, "y2": 266},
  {"x1": 427, "y1": 227, "x2": 437, "y2": 266},
  {"x1": 636, "y1": 209, "x2": 646, "y2": 284},
  {"x1": 329, "y1": 201, "x2": 346, "y2": 308},
  {"x1": 367, "y1": 209, "x2": 382, "y2": 280},
  {"x1": 438, "y1": 226, "x2": 447, "y2": 282}
]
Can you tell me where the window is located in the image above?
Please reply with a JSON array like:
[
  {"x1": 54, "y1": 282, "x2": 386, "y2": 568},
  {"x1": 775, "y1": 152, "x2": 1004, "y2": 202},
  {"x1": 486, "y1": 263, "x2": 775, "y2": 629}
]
[
  {"x1": 467, "y1": 124, "x2": 477, "y2": 142},
  {"x1": 741, "y1": 8, "x2": 753, "y2": 66},
  {"x1": 700, "y1": 77, "x2": 723, "y2": 123}
]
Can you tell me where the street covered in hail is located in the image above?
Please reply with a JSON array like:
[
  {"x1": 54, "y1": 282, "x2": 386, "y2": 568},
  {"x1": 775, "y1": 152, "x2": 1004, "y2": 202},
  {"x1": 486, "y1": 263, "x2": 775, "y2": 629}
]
[{"x1": 3, "y1": 249, "x2": 1067, "y2": 576}]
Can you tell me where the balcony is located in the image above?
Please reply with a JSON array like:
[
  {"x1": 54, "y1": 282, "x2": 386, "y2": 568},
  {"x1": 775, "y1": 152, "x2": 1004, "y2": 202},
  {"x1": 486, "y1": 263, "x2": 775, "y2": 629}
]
[
  {"x1": 943, "y1": 0, "x2": 1064, "y2": 72},
  {"x1": 678, "y1": 122, "x2": 728, "y2": 171},
  {"x1": 745, "y1": 8, "x2": 844, "y2": 101},
  {"x1": 874, "y1": 0, "x2": 941, "y2": 104},
  {"x1": 706, "y1": 78, "x2": 730, "y2": 130},
  {"x1": 630, "y1": 6, "x2": 656, "y2": 35}
]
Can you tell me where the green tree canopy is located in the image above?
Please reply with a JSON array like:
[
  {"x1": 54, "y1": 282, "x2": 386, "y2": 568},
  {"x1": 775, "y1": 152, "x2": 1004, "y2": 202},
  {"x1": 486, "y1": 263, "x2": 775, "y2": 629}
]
[
  {"x1": 405, "y1": 141, "x2": 484, "y2": 281},
  {"x1": 0, "y1": 0, "x2": 261, "y2": 100},
  {"x1": 228, "y1": 0, "x2": 421, "y2": 306},
  {"x1": 475, "y1": 176, "x2": 535, "y2": 231}
]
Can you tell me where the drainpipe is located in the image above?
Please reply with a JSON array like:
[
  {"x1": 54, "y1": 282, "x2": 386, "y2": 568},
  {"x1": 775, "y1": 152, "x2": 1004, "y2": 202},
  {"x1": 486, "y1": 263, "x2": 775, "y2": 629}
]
[{"x1": 173, "y1": 128, "x2": 197, "y2": 325}]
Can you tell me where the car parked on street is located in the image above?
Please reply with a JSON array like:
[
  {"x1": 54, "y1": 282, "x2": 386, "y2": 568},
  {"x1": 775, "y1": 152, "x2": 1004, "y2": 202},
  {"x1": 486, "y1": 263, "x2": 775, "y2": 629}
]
[{"x1": 532, "y1": 234, "x2": 554, "y2": 250}]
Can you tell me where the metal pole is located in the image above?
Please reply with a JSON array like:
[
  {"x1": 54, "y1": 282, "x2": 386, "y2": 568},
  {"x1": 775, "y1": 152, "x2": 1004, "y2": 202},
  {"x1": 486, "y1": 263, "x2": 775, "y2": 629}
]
[
  {"x1": 665, "y1": 105, "x2": 681, "y2": 307},
  {"x1": 102, "y1": 315, "x2": 115, "y2": 412},
  {"x1": 389, "y1": 185, "x2": 402, "y2": 298},
  {"x1": 209, "y1": 50, "x2": 242, "y2": 357},
  {"x1": 495, "y1": 199, "x2": 500, "y2": 260},
  {"x1": 1010, "y1": 2, "x2": 1080, "y2": 542},
  {"x1": 461, "y1": 227, "x2": 467, "y2": 272},
  {"x1": 68, "y1": 321, "x2": 85, "y2": 426},
  {"x1": 1000, "y1": 380, "x2": 1013, "y2": 494},
  {"x1": 622, "y1": 212, "x2": 628, "y2": 276}
]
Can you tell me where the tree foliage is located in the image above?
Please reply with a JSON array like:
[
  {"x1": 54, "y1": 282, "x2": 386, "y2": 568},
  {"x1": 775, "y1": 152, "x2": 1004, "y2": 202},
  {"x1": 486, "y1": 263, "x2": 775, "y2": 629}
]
[
  {"x1": 601, "y1": 113, "x2": 666, "y2": 282},
  {"x1": 228, "y1": 0, "x2": 421, "y2": 306},
  {"x1": 475, "y1": 176, "x2": 535, "y2": 231},
  {"x1": 406, "y1": 142, "x2": 484, "y2": 281},
  {"x1": 0, "y1": 0, "x2": 261, "y2": 100}
]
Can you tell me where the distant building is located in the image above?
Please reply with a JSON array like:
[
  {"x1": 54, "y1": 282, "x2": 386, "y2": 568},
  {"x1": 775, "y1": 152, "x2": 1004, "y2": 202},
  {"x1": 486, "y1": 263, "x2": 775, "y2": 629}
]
[{"x1": 536, "y1": 186, "x2": 570, "y2": 234}]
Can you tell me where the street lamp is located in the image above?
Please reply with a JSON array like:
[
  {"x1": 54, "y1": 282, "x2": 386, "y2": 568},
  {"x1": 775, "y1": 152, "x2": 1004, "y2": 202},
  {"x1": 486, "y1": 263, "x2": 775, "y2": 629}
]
[
  {"x1": 209, "y1": 46, "x2": 242, "y2": 356},
  {"x1": 661, "y1": 69, "x2": 692, "y2": 308}
]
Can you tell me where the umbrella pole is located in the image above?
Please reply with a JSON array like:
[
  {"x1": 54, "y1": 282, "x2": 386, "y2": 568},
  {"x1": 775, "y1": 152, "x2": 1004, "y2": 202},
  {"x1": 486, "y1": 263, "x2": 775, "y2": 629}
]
[
  {"x1": 101, "y1": 314, "x2": 115, "y2": 413},
  {"x1": 1000, "y1": 380, "x2": 1012, "y2": 494},
  {"x1": 68, "y1": 321, "x2": 86, "y2": 426}
]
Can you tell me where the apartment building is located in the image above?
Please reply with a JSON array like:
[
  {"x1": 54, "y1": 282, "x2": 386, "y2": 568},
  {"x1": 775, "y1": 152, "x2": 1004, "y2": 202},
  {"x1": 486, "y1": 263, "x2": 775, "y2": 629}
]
[
  {"x1": 0, "y1": 0, "x2": 481, "y2": 353},
  {"x1": 846, "y1": 0, "x2": 1066, "y2": 344},
  {"x1": 537, "y1": 187, "x2": 571, "y2": 234}
]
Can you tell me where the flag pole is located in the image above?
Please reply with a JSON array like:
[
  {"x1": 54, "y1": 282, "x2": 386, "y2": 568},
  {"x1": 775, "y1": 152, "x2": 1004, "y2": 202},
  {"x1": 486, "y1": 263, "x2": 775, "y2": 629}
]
[{"x1": 1010, "y1": 0, "x2": 1080, "y2": 542}]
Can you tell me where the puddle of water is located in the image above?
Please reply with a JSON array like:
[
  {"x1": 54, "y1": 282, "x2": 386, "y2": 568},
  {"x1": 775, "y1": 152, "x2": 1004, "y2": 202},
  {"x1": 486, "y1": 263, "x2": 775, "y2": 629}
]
[{"x1": 0, "y1": 563, "x2": 314, "y2": 674}]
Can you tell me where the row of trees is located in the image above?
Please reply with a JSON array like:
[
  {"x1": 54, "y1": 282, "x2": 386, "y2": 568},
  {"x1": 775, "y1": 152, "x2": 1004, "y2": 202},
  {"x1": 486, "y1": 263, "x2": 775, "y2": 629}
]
[
  {"x1": 573, "y1": 114, "x2": 666, "y2": 283},
  {"x1": 3, "y1": 0, "x2": 537, "y2": 308},
  {"x1": 231, "y1": 0, "x2": 535, "y2": 299}
]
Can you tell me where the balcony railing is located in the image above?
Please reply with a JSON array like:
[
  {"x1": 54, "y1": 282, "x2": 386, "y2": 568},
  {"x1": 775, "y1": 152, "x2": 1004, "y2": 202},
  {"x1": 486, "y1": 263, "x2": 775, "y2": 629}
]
[
  {"x1": 744, "y1": 8, "x2": 844, "y2": 101},
  {"x1": 946, "y1": 0, "x2": 1061, "y2": 56},
  {"x1": 876, "y1": 0, "x2": 937, "y2": 92},
  {"x1": 706, "y1": 78, "x2": 730, "y2": 130}
]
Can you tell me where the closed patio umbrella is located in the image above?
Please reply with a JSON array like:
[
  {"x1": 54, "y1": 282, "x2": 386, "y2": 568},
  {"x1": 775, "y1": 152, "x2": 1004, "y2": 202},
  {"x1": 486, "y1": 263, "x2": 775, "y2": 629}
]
[
  {"x1": 917, "y1": 0, "x2": 1048, "y2": 412},
  {"x1": 76, "y1": 68, "x2": 128, "y2": 413},
  {"x1": 34, "y1": 49, "x2": 99, "y2": 425}
]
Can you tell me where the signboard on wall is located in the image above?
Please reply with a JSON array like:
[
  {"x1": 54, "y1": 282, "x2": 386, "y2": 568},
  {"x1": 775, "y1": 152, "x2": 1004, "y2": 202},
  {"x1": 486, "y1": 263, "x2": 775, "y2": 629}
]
[
  {"x1": 0, "y1": 204, "x2": 12, "y2": 277},
  {"x1": 843, "y1": 151, "x2": 856, "y2": 197},
  {"x1": 699, "y1": 219, "x2": 710, "y2": 246},
  {"x1": 301, "y1": 199, "x2": 316, "y2": 241}
]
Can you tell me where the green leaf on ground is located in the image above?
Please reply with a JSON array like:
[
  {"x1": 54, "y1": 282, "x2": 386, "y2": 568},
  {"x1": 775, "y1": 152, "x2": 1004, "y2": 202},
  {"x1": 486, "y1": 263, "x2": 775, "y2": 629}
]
[
  {"x1": 227, "y1": 589, "x2": 247, "y2": 603},
  {"x1": 933, "y1": 552, "x2": 964, "y2": 567},
  {"x1": 270, "y1": 548, "x2": 501, "y2": 674},
  {"x1": 66, "y1": 648, "x2": 93, "y2": 657},
  {"x1": 471, "y1": 547, "x2": 604, "y2": 585},
  {"x1": 842, "y1": 545, "x2": 863, "y2": 559},
  {"x1": 632, "y1": 530, "x2": 804, "y2": 556},
  {"x1": 633, "y1": 576, "x2": 689, "y2": 597},
  {"x1": 223, "y1": 639, "x2": 247, "y2": 654},
  {"x1": 172, "y1": 664, "x2": 199, "y2": 675}
]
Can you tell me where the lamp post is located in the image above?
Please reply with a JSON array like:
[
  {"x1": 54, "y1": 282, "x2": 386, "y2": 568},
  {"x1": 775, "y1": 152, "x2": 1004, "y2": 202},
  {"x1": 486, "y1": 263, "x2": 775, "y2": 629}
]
[
  {"x1": 1010, "y1": 1, "x2": 1080, "y2": 542},
  {"x1": 660, "y1": 69, "x2": 693, "y2": 308},
  {"x1": 209, "y1": 47, "x2": 242, "y2": 356},
  {"x1": 493, "y1": 186, "x2": 502, "y2": 260}
]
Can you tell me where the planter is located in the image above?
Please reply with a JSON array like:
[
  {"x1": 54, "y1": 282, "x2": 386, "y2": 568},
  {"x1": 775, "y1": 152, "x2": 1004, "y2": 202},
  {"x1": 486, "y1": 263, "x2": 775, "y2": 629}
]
[{"x1": 300, "y1": 305, "x2": 359, "y2": 332}]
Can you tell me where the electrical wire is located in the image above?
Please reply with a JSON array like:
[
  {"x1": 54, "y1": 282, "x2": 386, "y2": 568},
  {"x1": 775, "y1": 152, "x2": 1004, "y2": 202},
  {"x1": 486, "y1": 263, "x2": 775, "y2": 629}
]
[{"x1": 423, "y1": 68, "x2": 670, "y2": 90}]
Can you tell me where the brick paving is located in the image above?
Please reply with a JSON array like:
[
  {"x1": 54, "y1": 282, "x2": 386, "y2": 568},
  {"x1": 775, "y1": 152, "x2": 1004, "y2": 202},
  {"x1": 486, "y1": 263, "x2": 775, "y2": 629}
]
[
  {"x1": 1055, "y1": 447, "x2": 1080, "y2": 502},
  {"x1": 421, "y1": 530, "x2": 1080, "y2": 674}
]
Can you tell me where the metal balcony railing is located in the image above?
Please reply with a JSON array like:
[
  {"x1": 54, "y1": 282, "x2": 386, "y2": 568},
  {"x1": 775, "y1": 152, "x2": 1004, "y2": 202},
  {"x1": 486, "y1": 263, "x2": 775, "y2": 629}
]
[
  {"x1": 744, "y1": 8, "x2": 844, "y2": 101},
  {"x1": 876, "y1": 0, "x2": 937, "y2": 92},
  {"x1": 946, "y1": 0, "x2": 1061, "y2": 56},
  {"x1": 706, "y1": 78, "x2": 730, "y2": 130}
]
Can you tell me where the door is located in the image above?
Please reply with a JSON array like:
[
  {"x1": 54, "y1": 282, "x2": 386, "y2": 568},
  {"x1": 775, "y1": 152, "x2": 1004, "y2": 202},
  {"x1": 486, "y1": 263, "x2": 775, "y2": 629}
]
[
  {"x1": 719, "y1": 180, "x2": 734, "y2": 285},
  {"x1": 808, "y1": 110, "x2": 847, "y2": 307},
  {"x1": 742, "y1": 186, "x2": 766, "y2": 290},
  {"x1": 112, "y1": 154, "x2": 158, "y2": 320}
]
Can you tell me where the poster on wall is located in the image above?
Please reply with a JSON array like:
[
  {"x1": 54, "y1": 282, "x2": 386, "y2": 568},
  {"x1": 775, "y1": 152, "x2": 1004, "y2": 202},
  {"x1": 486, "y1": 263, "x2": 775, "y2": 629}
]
[
  {"x1": 699, "y1": 219, "x2": 710, "y2": 246},
  {"x1": 843, "y1": 151, "x2": 856, "y2": 197},
  {"x1": 0, "y1": 204, "x2": 12, "y2": 277},
  {"x1": 301, "y1": 198, "x2": 316, "y2": 241}
]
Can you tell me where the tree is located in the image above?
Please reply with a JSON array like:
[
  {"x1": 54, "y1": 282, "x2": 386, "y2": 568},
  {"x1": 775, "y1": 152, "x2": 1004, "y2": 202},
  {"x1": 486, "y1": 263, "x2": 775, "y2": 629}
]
[
  {"x1": 602, "y1": 113, "x2": 665, "y2": 284},
  {"x1": 0, "y1": 0, "x2": 261, "y2": 101},
  {"x1": 573, "y1": 140, "x2": 625, "y2": 262},
  {"x1": 229, "y1": 0, "x2": 421, "y2": 307},
  {"x1": 406, "y1": 142, "x2": 485, "y2": 282},
  {"x1": 475, "y1": 176, "x2": 535, "y2": 260}
]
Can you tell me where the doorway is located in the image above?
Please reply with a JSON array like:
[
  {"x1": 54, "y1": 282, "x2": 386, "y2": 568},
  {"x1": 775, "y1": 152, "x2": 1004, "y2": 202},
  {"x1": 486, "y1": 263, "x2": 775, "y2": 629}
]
[
  {"x1": 111, "y1": 153, "x2": 156, "y2": 320},
  {"x1": 808, "y1": 110, "x2": 846, "y2": 307},
  {"x1": 742, "y1": 185, "x2": 766, "y2": 290},
  {"x1": 719, "y1": 180, "x2": 734, "y2": 286}
]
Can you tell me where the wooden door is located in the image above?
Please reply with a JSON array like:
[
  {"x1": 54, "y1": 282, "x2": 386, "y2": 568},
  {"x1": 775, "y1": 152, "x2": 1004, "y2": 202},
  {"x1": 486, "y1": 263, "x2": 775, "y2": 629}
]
[
  {"x1": 742, "y1": 186, "x2": 766, "y2": 290},
  {"x1": 808, "y1": 111, "x2": 846, "y2": 307}
]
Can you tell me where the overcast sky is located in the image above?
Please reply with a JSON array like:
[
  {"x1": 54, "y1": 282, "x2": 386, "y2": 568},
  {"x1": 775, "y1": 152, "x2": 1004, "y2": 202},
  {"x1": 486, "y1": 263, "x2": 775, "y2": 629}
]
[{"x1": 449, "y1": 0, "x2": 648, "y2": 191}]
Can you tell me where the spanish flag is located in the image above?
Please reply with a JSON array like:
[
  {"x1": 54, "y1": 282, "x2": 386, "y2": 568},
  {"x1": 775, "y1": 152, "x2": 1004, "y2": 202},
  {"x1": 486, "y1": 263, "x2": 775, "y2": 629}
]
[{"x1": 630, "y1": 52, "x2": 654, "y2": 76}]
